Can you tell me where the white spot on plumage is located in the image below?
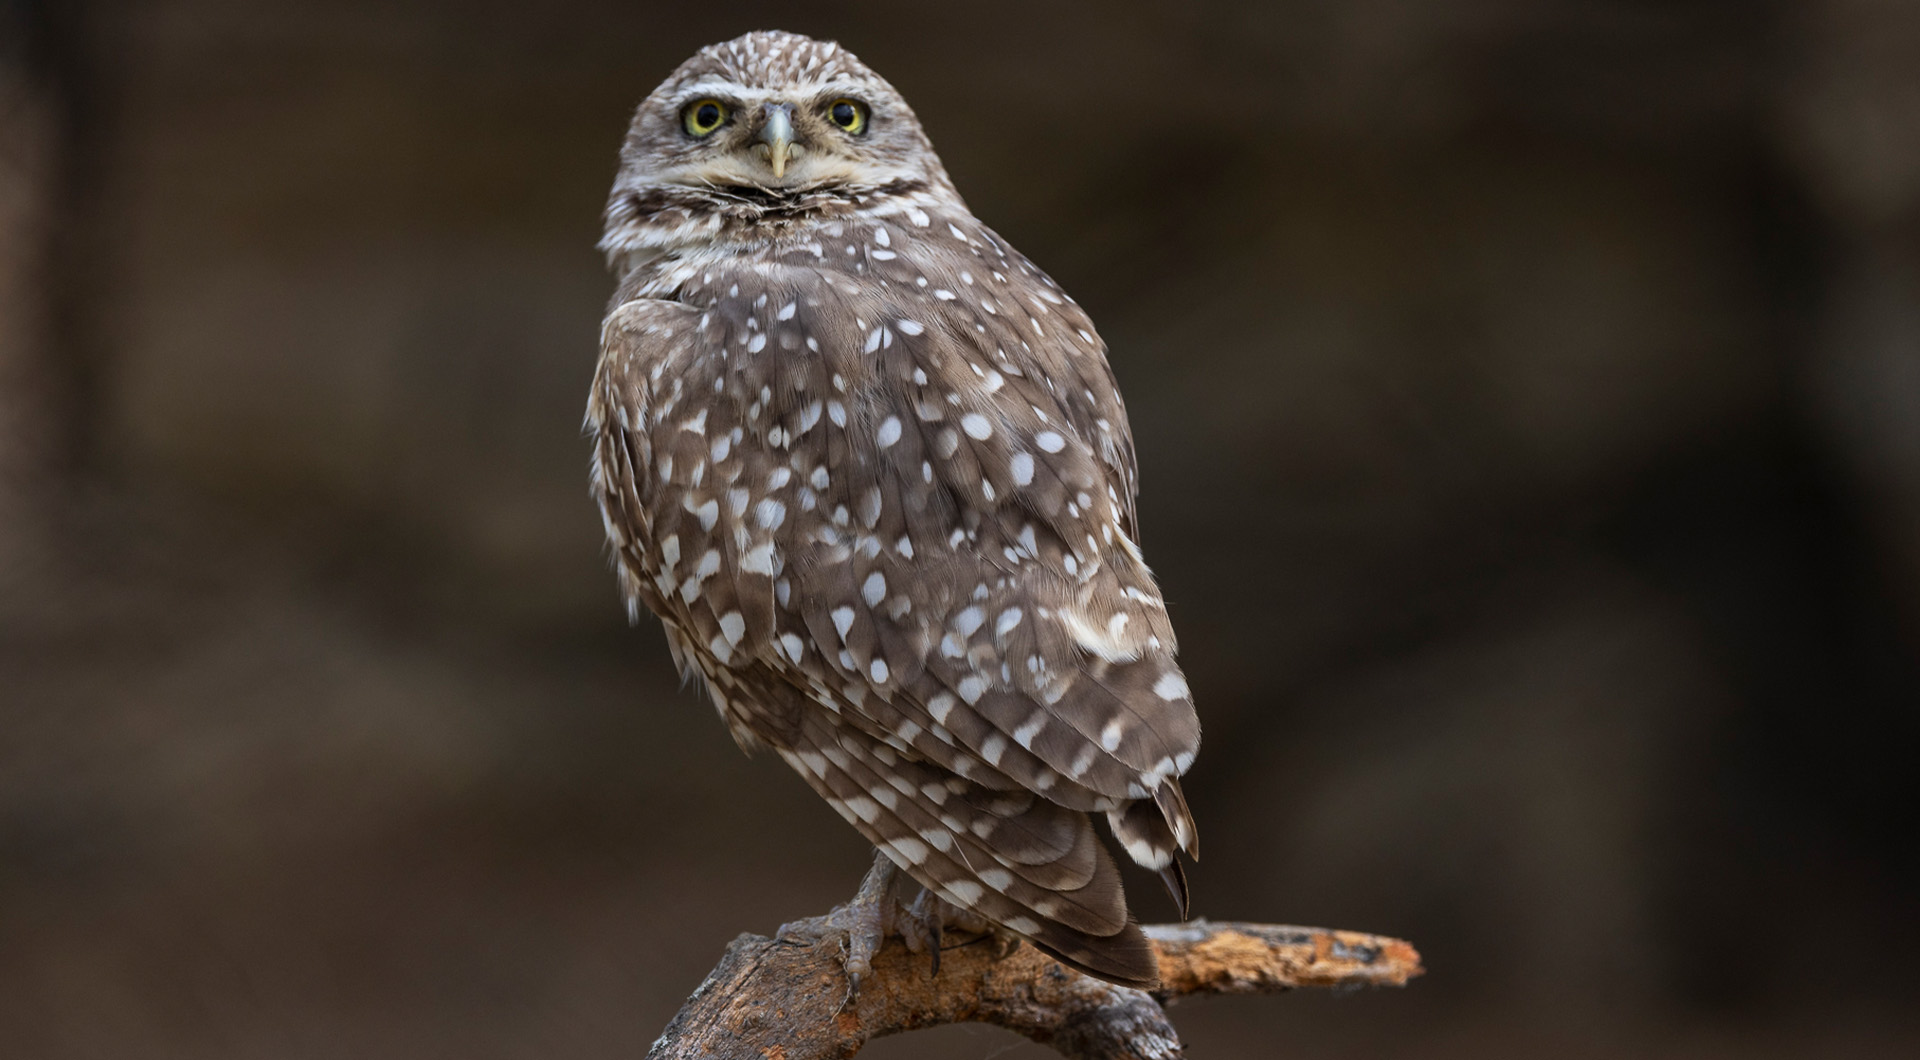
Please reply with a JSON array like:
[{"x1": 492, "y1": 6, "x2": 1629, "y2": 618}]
[
  {"x1": 1154, "y1": 672, "x2": 1191, "y2": 701},
  {"x1": 1009, "y1": 452, "x2": 1034, "y2": 486},
  {"x1": 718, "y1": 611, "x2": 746, "y2": 646},
  {"x1": 876, "y1": 416, "x2": 902, "y2": 447},
  {"x1": 741, "y1": 543, "x2": 776, "y2": 575},
  {"x1": 1013, "y1": 712, "x2": 1047, "y2": 749},
  {"x1": 1118, "y1": 829, "x2": 1172, "y2": 870},
  {"x1": 927, "y1": 692, "x2": 956, "y2": 723},
  {"x1": 1035, "y1": 430, "x2": 1066, "y2": 453},
  {"x1": 832, "y1": 606, "x2": 855, "y2": 639},
  {"x1": 870, "y1": 658, "x2": 889, "y2": 682},
  {"x1": 755, "y1": 498, "x2": 786, "y2": 529},
  {"x1": 693, "y1": 549, "x2": 721, "y2": 583},
  {"x1": 862, "y1": 571, "x2": 887, "y2": 606},
  {"x1": 1069, "y1": 745, "x2": 1098, "y2": 777}
]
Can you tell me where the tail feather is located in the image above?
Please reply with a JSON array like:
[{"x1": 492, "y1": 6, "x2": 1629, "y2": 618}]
[
  {"x1": 786, "y1": 712, "x2": 1162, "y2": 987},
  {"x1": 1022, "y1": 913, "x2": 1159, "y2": 988},
  {"x1": 1157, "y1": 858, "x2": 1190, "y2": 920}
]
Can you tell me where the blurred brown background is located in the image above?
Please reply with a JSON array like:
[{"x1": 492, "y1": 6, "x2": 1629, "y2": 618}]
[{"x1": 4, "y1": 1, "x2": 1918, "y2": 1057}]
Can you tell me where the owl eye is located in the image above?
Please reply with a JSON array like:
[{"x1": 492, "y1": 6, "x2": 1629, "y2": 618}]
[
  {"x1": 682, "y1": 99, "x2": 729, "y2": 137},
  {"x1": 827, "y1": 98, "x2": 869, "y2": 135}
]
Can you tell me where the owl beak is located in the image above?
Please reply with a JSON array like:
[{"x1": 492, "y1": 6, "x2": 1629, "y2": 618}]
[{"x1": 756, "y1": 104, "x2": 797, "y2": 179}]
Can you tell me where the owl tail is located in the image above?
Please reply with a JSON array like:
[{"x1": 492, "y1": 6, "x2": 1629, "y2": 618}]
[
  {"x1": 1024, "y1": 912, "x2": 1160, "y2": 989},
  {"x1": 784, "y1": 713, "x2": 1165, "y2": 988}
]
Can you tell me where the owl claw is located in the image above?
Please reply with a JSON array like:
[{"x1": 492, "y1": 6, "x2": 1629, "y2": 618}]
[{"x1": 893, "y1": 888, "x2": 944, "y2": 975}]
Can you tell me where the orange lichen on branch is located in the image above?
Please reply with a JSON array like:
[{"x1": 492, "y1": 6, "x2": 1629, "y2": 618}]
[{"x1": 1146, "y1": 920, "x2": 1424, "y2": 995}]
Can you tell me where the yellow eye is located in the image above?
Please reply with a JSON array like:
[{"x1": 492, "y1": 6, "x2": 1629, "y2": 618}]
[
  {"x1": 827, "y1": 98, "x2": 869, "y2": 135},
  {"x1": 682, "y1": 99, "x2": 728, "y2": 137}
]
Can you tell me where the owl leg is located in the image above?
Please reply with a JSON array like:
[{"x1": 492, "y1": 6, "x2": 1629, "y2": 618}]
[{"x1": 816, "y1": 848, "x2": 905, "y2": 990}]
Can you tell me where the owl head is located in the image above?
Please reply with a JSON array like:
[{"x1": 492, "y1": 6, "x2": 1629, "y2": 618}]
[{"x1": 612, "y1": 31, "x2": 956, "y2": 201}]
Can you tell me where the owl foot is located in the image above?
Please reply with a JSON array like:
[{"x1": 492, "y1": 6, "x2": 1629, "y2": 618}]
[
  {"x1": 806, "y1": 850, "x2": 1015, "y2": 994},
  {"x1": 892, "y1": 886, "x2": 1013, "y2": 976}
]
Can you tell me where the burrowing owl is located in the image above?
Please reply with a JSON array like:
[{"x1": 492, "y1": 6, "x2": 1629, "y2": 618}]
[{"x1": 587, "y1": 30, "x2": 1199, "y2": 988}]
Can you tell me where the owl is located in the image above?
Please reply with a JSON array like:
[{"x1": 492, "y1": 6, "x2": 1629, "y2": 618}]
[{"x1": 587, "y1": 30, "x2": 1199, "y2": 989}]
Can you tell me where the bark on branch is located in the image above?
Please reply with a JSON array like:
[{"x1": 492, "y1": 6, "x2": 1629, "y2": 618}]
[{"x1": 648, "y1": 917, "x2": 1423, "y2": 1059}]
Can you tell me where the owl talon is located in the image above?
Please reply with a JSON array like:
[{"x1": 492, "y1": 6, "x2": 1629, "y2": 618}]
[{"x1": 891, "y1": 888, "x2": 947, "y2": 975}]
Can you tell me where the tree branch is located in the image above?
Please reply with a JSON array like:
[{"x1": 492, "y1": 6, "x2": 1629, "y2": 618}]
[{"x1": 648, "y1": 917, "x2": 1422, "y2": 1059}]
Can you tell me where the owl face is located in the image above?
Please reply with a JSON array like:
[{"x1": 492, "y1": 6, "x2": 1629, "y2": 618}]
[{"x1": 614, "y1": 31, "x2": 952, "y2": 199}]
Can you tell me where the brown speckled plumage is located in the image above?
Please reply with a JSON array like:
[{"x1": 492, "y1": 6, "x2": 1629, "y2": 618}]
[{"x1": 587, "y1": 30, "x2": 1199, "y2": 987}]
